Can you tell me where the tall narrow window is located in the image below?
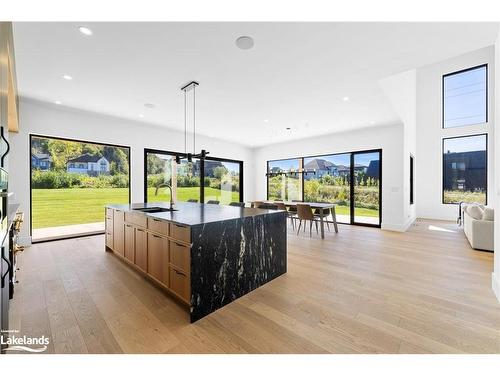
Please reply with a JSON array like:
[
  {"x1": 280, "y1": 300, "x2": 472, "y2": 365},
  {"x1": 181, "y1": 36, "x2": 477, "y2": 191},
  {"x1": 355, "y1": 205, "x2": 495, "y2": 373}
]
[
  {"x1": 410, "y1": 155, "x2": 414, "y2": 205},
  {"x1": 442, "y1": 134, "x2": 487, "y2": 204},
  {"x1": 443, "y1": 65, "x2": 487, "y2": 128},
  {"x1": 30, "y1": 135, "x2": 130, "y2": 242}
]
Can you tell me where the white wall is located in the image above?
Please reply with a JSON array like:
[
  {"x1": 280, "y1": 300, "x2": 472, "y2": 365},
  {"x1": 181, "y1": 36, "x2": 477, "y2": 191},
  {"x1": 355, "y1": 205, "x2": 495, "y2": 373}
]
[
  {"x1": 493, "y1": 29, "x2": 500, "y2": 303},
  {"x1": 416, "y1": 46, "x2": 495, "y2": 221},
  {"x1": 10, "y1": 98, "x2": 254, "y2": 243},
  {"x1": 380, "y1": 70, "x2": 417, "y2": 229},
  {"x1": 253, "y1": 123, "x2": 406, "y2": 231}
]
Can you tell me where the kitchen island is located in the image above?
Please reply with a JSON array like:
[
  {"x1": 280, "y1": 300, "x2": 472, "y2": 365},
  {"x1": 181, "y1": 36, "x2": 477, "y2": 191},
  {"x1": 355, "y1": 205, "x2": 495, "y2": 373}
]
[{"x1": 105, "y1": 202, "x2": 287, "y2": 322}]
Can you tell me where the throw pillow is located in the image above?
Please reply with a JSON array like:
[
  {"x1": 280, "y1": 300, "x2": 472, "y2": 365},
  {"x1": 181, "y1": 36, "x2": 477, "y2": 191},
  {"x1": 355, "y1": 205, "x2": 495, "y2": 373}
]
[
  {"x1": 467, "y1": 205, "x2": 484, "y2": 220},
  {"x1": 482, "y1": 207, "x2": 494, "y2": 221}
]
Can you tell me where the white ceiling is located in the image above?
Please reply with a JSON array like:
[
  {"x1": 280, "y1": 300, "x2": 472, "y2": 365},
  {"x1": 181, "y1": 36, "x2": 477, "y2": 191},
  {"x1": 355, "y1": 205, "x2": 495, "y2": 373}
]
[{"x1": 13, "y1": 22, "x2": 499, "y2": 147}]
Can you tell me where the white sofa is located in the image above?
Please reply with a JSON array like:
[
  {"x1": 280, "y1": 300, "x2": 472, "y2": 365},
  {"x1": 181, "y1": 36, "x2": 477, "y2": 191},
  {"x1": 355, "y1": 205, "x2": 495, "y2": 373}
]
[{"x1": 463, "y1": 204, "x2": 494, "y2": 252}]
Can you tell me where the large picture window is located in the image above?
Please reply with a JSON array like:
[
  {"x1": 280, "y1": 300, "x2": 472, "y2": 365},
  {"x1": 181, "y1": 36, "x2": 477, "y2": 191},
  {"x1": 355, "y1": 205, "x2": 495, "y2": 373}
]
[
  {"x1": 144, "y1": 149, "x2": 243, "y2": 205},
  {"x1": 30, "y1": 135, "x2": 130, "y2": 242},
  {"x1": 442, "y1": 134, "x2": 487, "y2": 204},
  {"x1": 443, "y1": 64, "x2": 487, "y2": 128}
]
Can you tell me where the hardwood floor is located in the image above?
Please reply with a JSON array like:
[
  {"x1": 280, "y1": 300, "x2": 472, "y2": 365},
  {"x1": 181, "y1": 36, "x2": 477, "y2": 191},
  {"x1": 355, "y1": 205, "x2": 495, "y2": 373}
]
[{"x1": 8, "y1": 219, "x2": 500, "y2": 353}]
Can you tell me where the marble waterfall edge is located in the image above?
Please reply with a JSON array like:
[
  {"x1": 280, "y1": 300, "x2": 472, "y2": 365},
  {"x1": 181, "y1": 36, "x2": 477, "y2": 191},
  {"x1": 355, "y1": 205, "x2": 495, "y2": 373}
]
[{"x1": 190, "y1": 211, "x2": 287, "y2": 322}]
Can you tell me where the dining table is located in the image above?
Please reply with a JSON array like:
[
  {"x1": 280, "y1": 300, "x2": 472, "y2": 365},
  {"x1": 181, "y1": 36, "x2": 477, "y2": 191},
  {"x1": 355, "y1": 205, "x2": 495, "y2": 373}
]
[{"x1": 260, "y1": 200, "x2": 338, "y2": 239}]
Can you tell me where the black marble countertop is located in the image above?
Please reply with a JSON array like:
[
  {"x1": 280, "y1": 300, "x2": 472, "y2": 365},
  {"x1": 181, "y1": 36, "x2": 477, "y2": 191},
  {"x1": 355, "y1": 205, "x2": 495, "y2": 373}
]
[{"x1": 106, "y1": 202, "x2": 285, "y2": 227}]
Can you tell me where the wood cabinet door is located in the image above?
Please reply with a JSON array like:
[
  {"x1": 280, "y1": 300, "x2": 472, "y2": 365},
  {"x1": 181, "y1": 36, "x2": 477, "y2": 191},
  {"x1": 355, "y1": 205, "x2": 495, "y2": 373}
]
[
  {"x1": 147, "y1": 233, "x2": 169, "y2": 287},
  {"x1": 134, "y1": 228, "x2": 148, "y2": 272},
  {"x1": 113, "y1": 210, "x2": 125, "y2": 257},
  {"x1": 124, "y1": 224, "x2": 135, "y2": 263}
]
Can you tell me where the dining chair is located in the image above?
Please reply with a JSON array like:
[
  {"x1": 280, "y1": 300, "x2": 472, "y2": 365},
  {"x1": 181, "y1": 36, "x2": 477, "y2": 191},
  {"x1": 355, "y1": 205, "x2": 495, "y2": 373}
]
[
  {"x1": 229, "y1": 202, "x2": 245, "y2": 207},
  {"x1": 296, "y1": 204, "x2": 320, "y2": 237},
  {"x1": 314, "y1": 207, "x2": 331, "y2": 231},
  {"x1": 251, "y1": 201, "x2": 264, "y2": 208},
  {"x1": 275, "y1": 201, "x2": 297, "y2": 229},
  {"x1": 288, "y1": 199, "x2": 301, "y2": 214},
  {"x1": 207, "y1": 200, "x2": 220, "y2": 205},
  {"x1": 187, "y1": 199, "x2": 198, "y2": 203},
  {"x1": 257, "y1": 203, "x2": 278, "y2": 210}
]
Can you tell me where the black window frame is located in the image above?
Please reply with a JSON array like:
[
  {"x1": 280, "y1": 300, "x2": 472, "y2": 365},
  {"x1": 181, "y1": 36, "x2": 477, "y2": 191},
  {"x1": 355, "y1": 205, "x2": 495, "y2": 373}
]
[
  {"x1": 441, "y1": 133, "x2": 488, "y2": 205},
  {"x1": 442, "y1": 64, "x2": 488, "y2": 129},
  {"x1": 144, "y1": 148, "x2": 243, "y2": 204},
  {"x1": 266, "y1": 148, "x2": 382, "y2": 228},
  {"x1": 29, "y1": 133, "x2": 132, "y2": 243}
]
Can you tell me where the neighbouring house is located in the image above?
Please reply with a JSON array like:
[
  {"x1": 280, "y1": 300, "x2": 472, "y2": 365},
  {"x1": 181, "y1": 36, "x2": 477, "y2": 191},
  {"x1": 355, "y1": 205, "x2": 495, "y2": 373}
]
[
  {"x1": 66, "y1": 154, "x2": 110, "y2": 176},
  {"x1": 304, "y1": 159, "x2": 338, "y2": 179},
  {"x1": 303, "y1": 158, "x2": 368, "y2": 180},
  {"x1": 366, "y1": 160, "x2": 380, "y2": 180},
  {"x1": 443, "y1": 150, "x2": 486, "y2": 192},
  {"x1": 31, "y1": 153, "x2": 52, "y2": 170}
]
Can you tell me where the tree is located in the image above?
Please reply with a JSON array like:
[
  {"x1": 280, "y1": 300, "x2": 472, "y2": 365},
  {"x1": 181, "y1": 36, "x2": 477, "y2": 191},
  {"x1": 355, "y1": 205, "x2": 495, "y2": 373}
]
[
  {"x1": 213, "y1": 166, "x2": 228, "y2": 180},
  {"x1": 47, "y1": 139, "x2": 83, "y2": 171}
]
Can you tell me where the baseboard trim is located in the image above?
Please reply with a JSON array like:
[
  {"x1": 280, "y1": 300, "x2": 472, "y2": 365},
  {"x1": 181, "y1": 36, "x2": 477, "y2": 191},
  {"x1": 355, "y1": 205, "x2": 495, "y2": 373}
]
[
  {"x1": 381, "y1": 217, "x2": 416, "y2": 232},
  {"x1": 493, "y1": 272, "x2": 500, "y2": 303}
]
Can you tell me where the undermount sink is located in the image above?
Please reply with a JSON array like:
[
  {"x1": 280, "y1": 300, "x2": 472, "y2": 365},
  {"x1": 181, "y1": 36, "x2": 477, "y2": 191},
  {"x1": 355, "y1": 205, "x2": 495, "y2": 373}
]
[{"x1": 133, "y1": 207, "x2": 177, "y2": 213}]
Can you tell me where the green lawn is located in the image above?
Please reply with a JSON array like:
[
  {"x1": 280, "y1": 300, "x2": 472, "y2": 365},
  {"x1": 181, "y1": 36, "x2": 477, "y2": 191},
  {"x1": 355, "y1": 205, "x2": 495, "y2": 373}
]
[
  {"x1": 32, "y1": 187, "x2": 240, "y2": 229},
  {"x1": 147, "y1": 187, "x2": 239, "y2": 205},
  {"x1": 32, "y1": 187, "x2": 376, "y2": 230},
  {"x1": 32, "y1": 188, "x2": 129, "y2": 229},
  {"x1": 331, "y1": 205, "x2": 379, "y2": 218}
]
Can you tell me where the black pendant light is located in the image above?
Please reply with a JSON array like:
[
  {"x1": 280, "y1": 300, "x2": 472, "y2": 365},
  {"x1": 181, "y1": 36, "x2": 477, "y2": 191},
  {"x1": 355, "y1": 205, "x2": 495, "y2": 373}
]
[{"x1": 175, "y1": 81, "x2": 209, "y2": 164}]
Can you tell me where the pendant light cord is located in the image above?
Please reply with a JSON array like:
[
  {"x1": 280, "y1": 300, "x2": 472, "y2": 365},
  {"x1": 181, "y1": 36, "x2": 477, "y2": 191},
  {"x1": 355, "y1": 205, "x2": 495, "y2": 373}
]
[
  {"x1": 184, "y1": 88, "x2": 187, "y2": 155},
  {"x1": 193, "y1": 84, "x2": 196, "y2": 155}
]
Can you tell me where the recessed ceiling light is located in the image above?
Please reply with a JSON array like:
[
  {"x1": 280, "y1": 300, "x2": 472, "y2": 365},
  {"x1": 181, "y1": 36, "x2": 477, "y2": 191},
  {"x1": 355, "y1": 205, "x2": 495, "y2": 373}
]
[
  {"x1": 78, "y1": 26, "x2": 93, "y2": 36},
  {"x1": 144, "y1": 103, "x2": 155, "y2": 109},
  {"x1": 235, "y1": 36, "x2": 254, "y2": 50},
  {"x1": 264, "y1": 119, "x2": 269, "y2": 123},
  {"x1": 342, "y1": 96, "x2": 350, "y2": 102},
  {"x1": 62, "y1": 74, "x2": 73, "y2": 81},
  {"x1": 54, "y1": 100, "x2": 62, "y2": 105},
  {"x1": 370, "y1": 121, "x2": 375, "y2": 125},
  {"x1": 138, "y1": 114, "x2": 144, "y2": 118}
]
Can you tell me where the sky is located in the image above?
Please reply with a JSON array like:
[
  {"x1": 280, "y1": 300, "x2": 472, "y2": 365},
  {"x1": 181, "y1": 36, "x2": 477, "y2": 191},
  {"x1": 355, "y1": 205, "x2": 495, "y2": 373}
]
[
  {"x1": 444, "y1": 65, "x2": 486, "y2": 128},
  {"x1": 269, "y1": 152, "x2": 380, "y2": 171},
  {"x1": 443, "y1": 134, "x2": 486, "y2": 153}
]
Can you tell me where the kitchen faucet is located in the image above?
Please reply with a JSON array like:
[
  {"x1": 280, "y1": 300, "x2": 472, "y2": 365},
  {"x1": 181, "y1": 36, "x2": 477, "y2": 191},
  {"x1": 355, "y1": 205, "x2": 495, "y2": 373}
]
[{"x1": 155, "y1": 183, "x2": 175, "y2": 209}]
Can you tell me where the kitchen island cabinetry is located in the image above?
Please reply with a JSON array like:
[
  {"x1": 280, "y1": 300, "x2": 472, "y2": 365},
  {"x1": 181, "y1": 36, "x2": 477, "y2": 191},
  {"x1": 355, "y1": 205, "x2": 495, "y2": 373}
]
[{"x1": 105, "y1": 202, "x2": 286, "y2": 322}]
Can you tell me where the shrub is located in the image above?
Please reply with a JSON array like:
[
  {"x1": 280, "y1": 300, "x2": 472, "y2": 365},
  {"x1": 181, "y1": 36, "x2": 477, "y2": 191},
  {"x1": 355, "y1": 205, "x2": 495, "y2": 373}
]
[{"x1": 32, "y1": 170, "x2": 129, "y2": 189}]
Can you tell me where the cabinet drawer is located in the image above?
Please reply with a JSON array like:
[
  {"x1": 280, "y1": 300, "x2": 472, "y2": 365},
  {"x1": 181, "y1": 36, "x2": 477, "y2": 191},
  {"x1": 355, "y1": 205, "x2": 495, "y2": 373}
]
[
  {"x1": 105, "y1": 232, "x2": 113, "y2": 249},
  {"x1": 114, "y1": 209, "x2": 125, "y2": 222},
  {"x1": 106, "y1": 207, "x2": 114, "y2": 218},
  {"x1": 125, "y1": 211, "x2": 147, "y2": 228},
  {"x1": 169, "y1": 266, "x2": 190, "y2": 303},
  {"x1": 170, "y1": 223, "x2": 190, "y2": 243},
  {"x1": 105, "y1": 217, "x2": 113, "y2": 233},
  {"x1": 148, "y1": 217, "x2": 169, "y2": 236},
  {"x1": 169, "y1": 240, "x2": 190, "y2": 272}
]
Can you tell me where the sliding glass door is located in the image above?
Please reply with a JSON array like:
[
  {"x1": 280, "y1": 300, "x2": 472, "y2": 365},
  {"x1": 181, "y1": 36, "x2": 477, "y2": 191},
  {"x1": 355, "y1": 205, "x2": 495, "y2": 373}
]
[
  {"x1": 145, "y1": 149, "x2": 243, "y2": 204},
  {"x1": 267, "y1": 159, "x2": 302, "y2": 201},
  {"x1": 266, "y1": 149, "x2": 382, "y2": 227},
  {"x1": 145, "y1": 152, "x2": 200, "y2": 203},
  {"x1": 30, "y1": 135, "x2": 130, "y2": 242},
  {"x1": 352, "y1": 150, "x2": 381, "y2": 226},
  {"x1": 303, "y1": 153, "x2": 351, "y2": 224},
  {"x1": 203, "y1": 159, "x2": 243, "y2": 204}
]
